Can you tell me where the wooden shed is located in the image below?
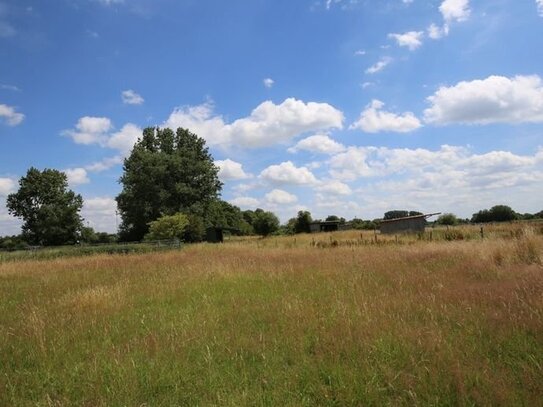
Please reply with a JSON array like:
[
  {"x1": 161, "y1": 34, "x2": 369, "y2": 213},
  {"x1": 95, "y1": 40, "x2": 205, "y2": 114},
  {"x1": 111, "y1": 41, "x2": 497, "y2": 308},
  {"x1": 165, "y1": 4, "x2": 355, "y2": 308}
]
[
  {"x1": 205, "y1": 227, "x2": 240, "y2": 243},
  {"x1": 379, "y1": 213, "x2": 440, "y2": 234}
]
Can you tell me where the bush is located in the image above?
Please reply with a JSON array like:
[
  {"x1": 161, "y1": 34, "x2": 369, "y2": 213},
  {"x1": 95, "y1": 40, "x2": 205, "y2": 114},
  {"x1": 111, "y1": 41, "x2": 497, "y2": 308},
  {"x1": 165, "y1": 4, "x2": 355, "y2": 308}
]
[
  {"x1": 145, "y1": 213, "x2": 189, "y2": 241},
  {"x1": 437, "y1": 213, "x2": 458, "y2": 226}
]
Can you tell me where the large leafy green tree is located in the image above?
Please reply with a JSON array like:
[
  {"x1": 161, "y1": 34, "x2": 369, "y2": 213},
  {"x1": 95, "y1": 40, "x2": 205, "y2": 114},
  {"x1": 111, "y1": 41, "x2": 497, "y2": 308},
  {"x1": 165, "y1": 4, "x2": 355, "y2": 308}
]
[
  {"x1": 116, "y1": 127, "x2": 223, "y2": 241},
  {"x1": 6, "y1": 168, "x2": 83, "y2": 246},
  {"x1": 252, "y1": 209, "x2": 280, "y2": 236},
  {"x1": 294, "y1": 210, "x2": 312, "y2": 234}
]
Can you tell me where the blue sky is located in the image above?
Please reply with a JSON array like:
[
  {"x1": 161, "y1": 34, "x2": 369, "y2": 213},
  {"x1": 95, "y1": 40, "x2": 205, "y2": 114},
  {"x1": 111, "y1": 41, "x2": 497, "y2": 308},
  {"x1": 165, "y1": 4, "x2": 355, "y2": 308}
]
[{"x1": 1, "y1": 0, "x2": 542, "y2": 233}]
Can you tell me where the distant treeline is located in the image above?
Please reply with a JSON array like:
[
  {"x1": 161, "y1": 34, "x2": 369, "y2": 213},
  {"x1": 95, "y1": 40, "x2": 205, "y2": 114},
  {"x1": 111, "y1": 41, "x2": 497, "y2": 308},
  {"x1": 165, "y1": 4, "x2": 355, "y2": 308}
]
[{"x1": 2, "y1": 127, "x2": 542, "y2": 249}]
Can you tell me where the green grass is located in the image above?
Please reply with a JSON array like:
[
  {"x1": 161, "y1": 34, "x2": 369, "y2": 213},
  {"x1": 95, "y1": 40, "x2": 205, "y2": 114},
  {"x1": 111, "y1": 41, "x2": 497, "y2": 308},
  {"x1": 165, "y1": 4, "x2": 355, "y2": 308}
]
[{"x1": 0, "y1": 225, "x2": 542, "y2": 405}]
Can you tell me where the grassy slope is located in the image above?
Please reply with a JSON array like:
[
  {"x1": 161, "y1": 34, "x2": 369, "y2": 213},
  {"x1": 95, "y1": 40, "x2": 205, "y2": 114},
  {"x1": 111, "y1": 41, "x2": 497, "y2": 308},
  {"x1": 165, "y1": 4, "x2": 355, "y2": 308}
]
[{"x1": 0, "y1": 226, "x2": 542, "y2": 406}]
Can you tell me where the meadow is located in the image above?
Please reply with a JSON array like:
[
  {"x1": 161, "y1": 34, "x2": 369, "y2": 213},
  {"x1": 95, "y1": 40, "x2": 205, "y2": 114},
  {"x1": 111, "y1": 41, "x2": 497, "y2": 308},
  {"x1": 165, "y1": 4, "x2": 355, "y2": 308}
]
[{"x1": 1, "y1": 223, "x2": 542, "y2": 406}]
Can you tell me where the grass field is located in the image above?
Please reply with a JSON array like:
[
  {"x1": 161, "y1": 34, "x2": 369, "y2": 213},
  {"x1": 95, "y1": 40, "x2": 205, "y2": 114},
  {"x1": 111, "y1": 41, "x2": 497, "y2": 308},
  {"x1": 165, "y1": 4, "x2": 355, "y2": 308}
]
[{"x1": 1, "y1": 224, "x2": 542, "y2": 406}]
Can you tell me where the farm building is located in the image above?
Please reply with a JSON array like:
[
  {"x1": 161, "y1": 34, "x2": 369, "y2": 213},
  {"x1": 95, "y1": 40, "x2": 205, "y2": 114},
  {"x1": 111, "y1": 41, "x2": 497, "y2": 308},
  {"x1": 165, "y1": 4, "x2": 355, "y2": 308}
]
[
  {"x1": 205, "y1": 227, "x2": 241, "y2": 243},
  {"x1": 309, "y1": 221, "x2": 352, "y2": 233},
  {"x1": 379, "y1": 213, "x2": 440, "y2": 234}
]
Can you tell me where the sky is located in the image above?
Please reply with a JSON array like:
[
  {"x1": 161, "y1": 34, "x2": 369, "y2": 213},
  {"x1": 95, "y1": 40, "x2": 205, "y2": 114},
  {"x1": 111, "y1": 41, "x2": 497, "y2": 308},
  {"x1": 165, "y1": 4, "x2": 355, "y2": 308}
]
[{"x1": 1, "y1": 0, "x2": 542, "y2": 234}]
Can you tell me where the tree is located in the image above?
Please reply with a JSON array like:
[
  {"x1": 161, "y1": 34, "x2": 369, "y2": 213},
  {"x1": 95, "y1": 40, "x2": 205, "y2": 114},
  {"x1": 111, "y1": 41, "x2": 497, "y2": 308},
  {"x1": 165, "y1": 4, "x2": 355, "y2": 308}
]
[
  {"x1": 384, "y1": 210, "x2": 409, "y2": 220},
  {"x1": 145, "y1": 213, "x2": 189, "y2": 241},
  {"x1": 6, "y1": 168, "x2": 83, "y2": 246},
  {"x1": 253, "y1": 209, "x2": 280, "y2": 236},
  {"x1": 294, "y1": 210, "x2": 312, "y2": 234},
  {"x1": 205, "y1": 200, "x2": 252, "y2": 233},
  {"x1": 471, "y1": 205, "x2": 518, "y2": 223},
  {"x1": 116, "y1": 127, "x2": 223, "y2": 241},
  {"x1": 437, "y1": 213, "x2": 458, "y2": 226},
  {"x1": 183, "y1": 213, "x2": 206, "y2": 243}
]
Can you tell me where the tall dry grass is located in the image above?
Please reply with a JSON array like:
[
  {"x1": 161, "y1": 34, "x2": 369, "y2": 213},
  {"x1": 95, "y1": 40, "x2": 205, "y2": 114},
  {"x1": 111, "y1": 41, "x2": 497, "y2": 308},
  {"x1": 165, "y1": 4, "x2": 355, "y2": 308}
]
[{"x1": 0, "y1": 223, "x2": 542, "y2": 405}]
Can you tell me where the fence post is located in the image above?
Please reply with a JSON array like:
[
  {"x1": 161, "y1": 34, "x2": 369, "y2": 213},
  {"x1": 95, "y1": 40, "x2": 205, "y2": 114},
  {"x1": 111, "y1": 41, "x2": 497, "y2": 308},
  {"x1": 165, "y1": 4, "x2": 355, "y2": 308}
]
[{"x1": 480, "y1": 226, "x2": 484, "y2": 239}]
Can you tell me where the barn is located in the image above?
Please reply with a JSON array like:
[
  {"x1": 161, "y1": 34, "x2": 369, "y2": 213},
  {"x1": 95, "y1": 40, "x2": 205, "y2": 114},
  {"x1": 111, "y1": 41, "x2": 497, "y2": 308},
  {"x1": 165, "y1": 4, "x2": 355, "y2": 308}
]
[{"x1": 379, "y1": 213, "x2": 440, "y2": 234}]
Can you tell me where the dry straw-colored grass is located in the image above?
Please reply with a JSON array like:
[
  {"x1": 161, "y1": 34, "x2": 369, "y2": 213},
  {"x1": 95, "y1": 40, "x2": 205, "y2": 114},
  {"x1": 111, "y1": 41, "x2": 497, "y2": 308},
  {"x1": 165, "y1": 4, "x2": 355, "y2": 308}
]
[{"x1": 0, "y1": 223, "x2": 542, "y2": 405}]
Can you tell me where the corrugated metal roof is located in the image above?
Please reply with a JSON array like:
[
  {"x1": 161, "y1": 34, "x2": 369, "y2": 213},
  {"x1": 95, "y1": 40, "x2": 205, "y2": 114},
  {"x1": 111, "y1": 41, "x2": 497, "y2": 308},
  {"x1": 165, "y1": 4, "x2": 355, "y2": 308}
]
[{"x1": 379, "y1": 212, "x2": 441, "y2": 224}]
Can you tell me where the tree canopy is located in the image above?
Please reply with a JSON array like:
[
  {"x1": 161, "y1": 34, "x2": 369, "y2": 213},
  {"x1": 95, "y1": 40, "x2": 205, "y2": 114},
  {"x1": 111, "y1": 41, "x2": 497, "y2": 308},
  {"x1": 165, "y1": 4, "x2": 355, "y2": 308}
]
[
  {"x1": 437, "y1": 213, "x2": 459, "y2": 226},
  {"x1": 471, "y1": 205, "x2": 518, "y2": 223},
  {"x1": 294, "y1": 210, "x2": 313, "y2": 234},
  {"x1": 116, "y1": 127, "x2": 223, "y2": 241},
  {"x1": 252, "y1": 209, "x2": 280, "y2": 236},
  {"x1": 6, "y1": 168, "x2": 83, "y2": 246}
]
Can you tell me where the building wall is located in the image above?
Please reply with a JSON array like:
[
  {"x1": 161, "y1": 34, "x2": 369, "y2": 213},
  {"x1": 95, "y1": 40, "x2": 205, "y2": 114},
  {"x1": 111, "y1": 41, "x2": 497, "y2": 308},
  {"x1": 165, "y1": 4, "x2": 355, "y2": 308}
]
[{"x1": 380, "y1": 218, "x2": 426, "y2": 234}]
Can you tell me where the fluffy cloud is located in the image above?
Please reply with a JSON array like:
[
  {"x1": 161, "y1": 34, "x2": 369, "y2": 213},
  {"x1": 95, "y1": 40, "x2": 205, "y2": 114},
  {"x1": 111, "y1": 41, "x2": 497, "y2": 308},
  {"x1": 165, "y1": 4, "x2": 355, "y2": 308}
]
[
  {"x1": 63, "y1": 118, "x2": 141, "y2": 155},
  {"x1": 265, "y1": 189, "x2": 298, "y2": 205},
  {"x1": 350, "y1": 100, "x2": 422, "y2": 133},
  {"x1": 315, "y1": 180, "x2": 352, "y2": 195},
  {"x1": 85, "y1": 156, "x2": 123, "y2": 172},
  {"x1": 440, "y1": 0, "x2": 470, "y2": 23},
  {"x1": 106, "y1": 123, "x2": 142, "y2": 155},
  {"x1": 365, "y1": 57, "x2": 392, "y2": 74},
  {"x1": 121, "y1": 89, "x2": 144, "y2": 105},
  {"x1": 263, "y1": 78, "x2": 274, "y2": 88},
  {"x1": 427, "y1": 23, "x2": 448, "y2": 39},
  {"x1": 0, "y1": 104, "x2": 24, "y2": 126},
  {"x1": 81, "y1": 197, "x2": 118, "y2": 233},
  {"x1": 260, "y1": 161, "x2": 318, "y2": 185},
  {"x1": 215, "y1": 159, "x2": 251, "y2": 181},
  {"x1": 427, "y1": 0, "x2": 470, "y2": 40},
  {"x1": 328, "y1": 144, "x2": 543, "y2": 189},
  {"x1": 63, "y1": 116, "x2": 113, "y2": 145},
  {"x1": 164, "y1": 98, "x2": 344, "y2": 148},
  {"x1": 329, "y1": 147, "x2": 377, "y2": 181},
  {"x1": 288, "y1": 134, "x2": 346, "y2": 155},
  {"x1": 0, "y1": 177, "x2": 16, "y2": 196},
  {"x1": 64, "y1": 168, "x2": 90, "y2": 186},
  {"x1": 229, "y1": 196, "x2": 260, "y2": 208},
  {"x1": 388, "y1": 31, "x2": 424, "y2": 50},
  {"x1": 424, "y1": 75, "x2": 543, "y2": 125},
  {"x1": 538, "y1": 0, "x2": 543, "y2": 16}
]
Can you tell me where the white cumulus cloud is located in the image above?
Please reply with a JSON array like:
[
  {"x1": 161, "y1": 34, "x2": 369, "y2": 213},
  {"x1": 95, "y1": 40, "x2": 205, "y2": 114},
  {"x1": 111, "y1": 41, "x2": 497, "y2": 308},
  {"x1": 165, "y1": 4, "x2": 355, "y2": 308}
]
[
  {"x1": 0, "y1": 177, "x2": 16, "y2": 196},
  {"x1": 424, "y1": 75, "x2": 543, "y2": 125},
  {"x1": 106, "y1": 123, "x2": 142, "y2": 155},
  {"x1": 164, "y1": 98, "x2": 344, "y2": 148},
  {"x1": 440, "y1": 0, "x2": 470, "y2": 23},
  {"x1": 288, "y1": 134, "x2": 346, "y2": 155},
  {"x1": 64, "y1": 168, "x2": 90, "y2": 187},
  {"x1": 81, "y1": 196, "x2": 118, "y2": 233},
  {"x1": 388, "y1": 31, "x2": 424, "y2": 50},
  {"x1": 350, "y1": 100, "x2": 422, "y2": 133},
  {"x1": 63, "y1": 118, "x2": 141, "y2": 156},
  {"x1": 260, "y1": 161, "x2": 318, "y2": 185},
  {"x1": 63, "y1": 116, "x2": 113, "y2": 145},
  {"x1": 427, "y1": 23, "x2": 448, "y2": 39},
  {"x1": 538, "y1": 0, "x2": 543, "y2": 16},
  {"x1": 265, "y1": 189, "x2": 298, "y2": 205},
  {"x1": 0, "y1": 104, "x2": 24, "y2": 126},
  {"x1": 316, "y1": 180, "x2": 352, "y2": 195},
  {"x1": 215, "y1": 159, "x2": 251, "y2": 181},
  {"x1": 121, "y1": 89, "x2": 144, "y2": 105}
]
